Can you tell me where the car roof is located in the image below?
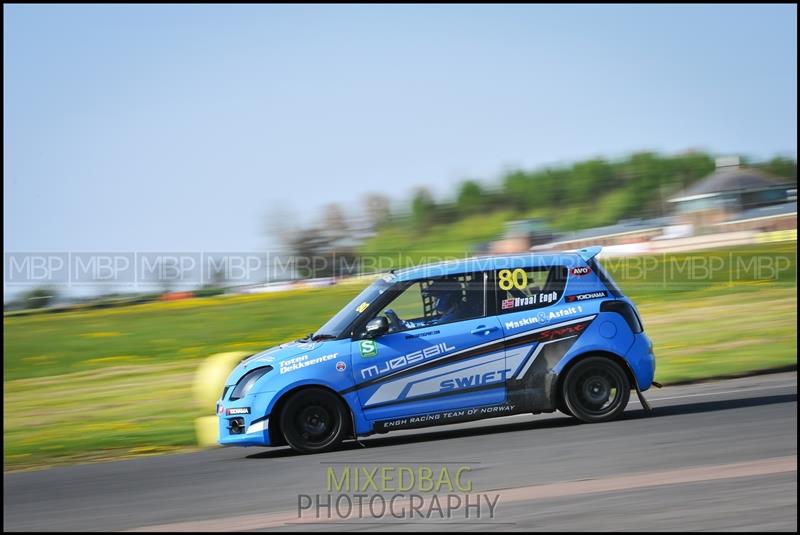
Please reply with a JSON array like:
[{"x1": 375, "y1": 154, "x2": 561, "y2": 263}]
[{"x1": 393, "y1": 251, "x2": 588, "y2": 282}]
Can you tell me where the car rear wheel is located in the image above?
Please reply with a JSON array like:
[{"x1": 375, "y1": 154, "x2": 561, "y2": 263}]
[
  {"x1": 279, "y1": 388, "x2": 349, "y2": 454},
  {"x1": 562, "y1": 357, "x2": 630, "y2": 423}
]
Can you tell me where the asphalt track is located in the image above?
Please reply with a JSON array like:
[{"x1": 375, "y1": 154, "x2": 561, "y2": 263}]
[{"x1": 4, "y1": 372, "x2": 797, "y2": 532}]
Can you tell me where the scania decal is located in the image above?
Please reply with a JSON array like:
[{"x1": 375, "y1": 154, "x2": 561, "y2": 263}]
[
  {"x1": 571, "y1": 266, "x2": 592, "y2": 276},
  {"x1": 336, "y1": 361, "x2": 347, "y2": 372},
  {"x1": 440, "y1": 369, "x2": 512, "y2": 392},
  {"x1": 226, "y1": 407, "x2": 250, "y2": 415},
  {"x1": 566, "y1": 290, "x2": 608, "y2": 302},
  {"x1": 504, "y1": 305, "x2": 583, "y2": 330},
  {"x1": 280, "y1": 352, "x2": 338, "y2": 374},
  {"x1": 360, "y1": 342, "x2": 456, "y2": 380}
]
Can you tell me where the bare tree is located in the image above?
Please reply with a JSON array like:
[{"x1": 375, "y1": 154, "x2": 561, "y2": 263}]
[
  {"x1": 320, "y1": 203, "x2": 350, "y2": 242},
  {"x1": 263, "y1": 202, "x2": 300, "y2": 252},
  {"x1": 363, "y1": 193, "x2": 391, "y2": 229}
]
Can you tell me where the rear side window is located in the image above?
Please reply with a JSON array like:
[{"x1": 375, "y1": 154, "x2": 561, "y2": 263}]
[
  {"x1": 588, "y1": 258, "x2": 623, "y2": 298},
  {"x1": 495, "y1": 266, "x2": 568, "y2": 314}
]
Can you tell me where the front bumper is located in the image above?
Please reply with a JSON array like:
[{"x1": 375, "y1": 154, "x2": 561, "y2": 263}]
[{"x1": 217, "y1": 391, "x2": 276, "y2": 446}]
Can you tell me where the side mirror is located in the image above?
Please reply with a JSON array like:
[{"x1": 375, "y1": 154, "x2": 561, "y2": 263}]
[{"x1": 364, "y1": 316, "x2": 389, "y2": 338}]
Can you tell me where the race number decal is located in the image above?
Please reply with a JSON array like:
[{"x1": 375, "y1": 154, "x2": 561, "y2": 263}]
[{"x1": 498, "y1": 269, "x2": 528, "y2": 291}]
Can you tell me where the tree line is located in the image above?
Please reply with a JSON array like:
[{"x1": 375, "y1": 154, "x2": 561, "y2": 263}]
[{"x1": 270, "y1": 151, "x2": 796, "y2": 277}]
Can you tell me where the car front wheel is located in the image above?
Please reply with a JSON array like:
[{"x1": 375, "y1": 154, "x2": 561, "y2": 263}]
[
  {"x1": 279, "y1": 388, "x2": 349, "y2": 454},
  {"x1": 562, "y1": 357, "x2": 630, "y2": 423}
]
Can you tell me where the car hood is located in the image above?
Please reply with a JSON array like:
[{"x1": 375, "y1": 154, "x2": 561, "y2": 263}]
[{"x1": 224, "y1": 339, "x2": 328, "y2": 386}]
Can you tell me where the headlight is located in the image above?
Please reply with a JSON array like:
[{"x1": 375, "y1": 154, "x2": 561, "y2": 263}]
[{"x1": 229, "y1": 366, "x2": 272, "y2": 400}]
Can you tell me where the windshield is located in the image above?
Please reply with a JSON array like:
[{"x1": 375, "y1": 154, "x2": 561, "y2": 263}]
[{"x1": 313, "y1": 275, "x2": 396, "y2": 339}]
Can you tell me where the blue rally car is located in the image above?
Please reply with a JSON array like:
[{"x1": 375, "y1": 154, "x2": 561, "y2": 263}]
[{"x1": 217, "y1": 246, "x2": 656, "y2": 453}]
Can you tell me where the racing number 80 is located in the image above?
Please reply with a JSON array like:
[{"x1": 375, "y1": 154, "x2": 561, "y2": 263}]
[{"x1": 498, "y1": 269, "x2": 528, "y2": 291}]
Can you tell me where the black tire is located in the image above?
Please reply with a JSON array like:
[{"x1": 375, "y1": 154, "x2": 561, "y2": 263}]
[
  {"x1": 279, "y1": 388, "x2": 349, "y2": 454},
  {"x1": 562, "y1": 357, "x2": 630, "y2": 423},
  {"x1": 556, "y1": 397, "x2": 573, "y2": 417}
]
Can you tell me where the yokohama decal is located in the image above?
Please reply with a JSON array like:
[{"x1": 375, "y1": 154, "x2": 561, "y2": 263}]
[{"x1": 566, "y1": 291, "x2": 608, "y2": 302}]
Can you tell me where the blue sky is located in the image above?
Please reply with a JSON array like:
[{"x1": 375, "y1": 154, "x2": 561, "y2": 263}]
[{"x1": 4, "y1": 4, "x2": 797, "y2": 254}]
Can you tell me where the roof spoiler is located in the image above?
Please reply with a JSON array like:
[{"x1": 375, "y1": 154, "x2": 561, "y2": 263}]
[{"x1": 575, "y1": 246, "x2": 603, "y2": 262}]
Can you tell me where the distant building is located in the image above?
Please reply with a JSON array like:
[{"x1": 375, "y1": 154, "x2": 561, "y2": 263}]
[
  {"x1": 487, "y1": 218, "x2": 555, "y2": 254},
  {"x1": 667, "y1": 157, "x2": 794, "y2": 228},
  {"x1": 713, "y1": 201, "x2": 796, "y2": 234},
  {"x1": 529, "y1": 156, "x2": 796, "y2": 252},
  {"x1": 530, "y1": 217, "x2": 674, "y2": 251}
]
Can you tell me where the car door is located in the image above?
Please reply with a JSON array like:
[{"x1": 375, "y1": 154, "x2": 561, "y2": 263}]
[
  {"x1": 350, "y1": 271, "x2": 506, "y2": 422},
  {"x1": 493, "y1": 263, "x2": 592, "y2": 407}
]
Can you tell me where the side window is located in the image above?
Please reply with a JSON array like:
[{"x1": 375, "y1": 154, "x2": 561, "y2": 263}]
[
  {"x1": 373, "y1": 272, "x2": 485, "y2": 333},
  {"x1": 495, "y1": 266, "x2": 567, "y2": 314}
]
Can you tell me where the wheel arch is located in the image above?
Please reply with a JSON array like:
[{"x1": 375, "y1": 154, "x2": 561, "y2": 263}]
[
  {"x1": 267, "y1": 384, "x2": 355, "y2": 447},
  {"x1": 554, "y1": 350, "x2": 638, "y2": 405}
]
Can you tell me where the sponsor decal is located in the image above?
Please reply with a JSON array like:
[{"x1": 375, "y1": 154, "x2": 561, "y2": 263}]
[
  {"x1": 359, "y1": 339, "x2": 378, "y2": 358},
  {"x1": 504, "y1": 305, "x2": 583, "y2": 330},
  {"x1": 565, "y1": 290, "x2": 608, "y2": 302},
  {"x1": 280, "y1": 352, "x2": 338, "y2": 374},
  {"x1": 439, "y1": 369, "x2": 512, "y2": 392},
  {"x1": 404, "y1": 329, "x2": 440, "y2": 339},
  {"x1": 226, "y1": 407, "x2": 250, "y2": 415},
  {"x1": 355, "y1": 301, "x2": 370, "y2": 313},
  {"x1": 571, "y1": 266, "x2": 592, "y2": 276},
  {"x1": 336, "y1": 361, "x2": 347, "y2": 372},
  {"x1": 360, "y1": 342, "x2": 456, "y2": 380},
  {"x1": 537, "y1": 320, "x2": 590, "y2": 342},
  {"x1": 501, "y1": 291, "x2": 558, "y2": 310},
  {"x1": 375, "y1": 403, "x2": 517, "y2": 431},
  {"x1": 217, "y1": 403, "x2": 224, "y2": 415},
  {"x1": 241, "y1": 351, "x2": 279, "y2": 367}
]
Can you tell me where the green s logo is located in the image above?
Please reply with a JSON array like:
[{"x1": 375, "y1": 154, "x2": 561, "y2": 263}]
[{"x1": 359, "y1": 340, "x2": 377, "y2": 358}]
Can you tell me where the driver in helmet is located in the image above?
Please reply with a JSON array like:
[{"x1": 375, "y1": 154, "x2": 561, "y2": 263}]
[
  {"x1": 385, "y1": 280, "x2": 471, "y2": 331},
  {"x1": 421, "y1": 280, "x2": 467, "y2": 325}
]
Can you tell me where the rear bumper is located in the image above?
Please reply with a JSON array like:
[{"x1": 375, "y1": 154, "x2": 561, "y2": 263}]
[{"x1": 626, "y1": 332, "x2": 656, "y2": 391}]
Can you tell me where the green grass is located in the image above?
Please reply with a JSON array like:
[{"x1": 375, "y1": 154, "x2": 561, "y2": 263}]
[
  {"x1": 3, "y1": 283, "x2": 368, "y2": 382},
  {"x1": 3, "y1": 245, "x2": 796, "y2": 470}
]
